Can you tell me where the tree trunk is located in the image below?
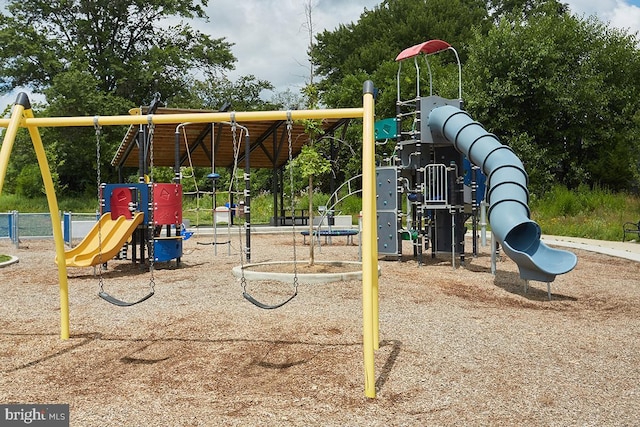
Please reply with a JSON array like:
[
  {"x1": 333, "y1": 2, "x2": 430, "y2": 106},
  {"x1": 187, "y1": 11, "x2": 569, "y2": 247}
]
[{"x1": 308, "y1": 174, "x2": 314, "y2": 266}]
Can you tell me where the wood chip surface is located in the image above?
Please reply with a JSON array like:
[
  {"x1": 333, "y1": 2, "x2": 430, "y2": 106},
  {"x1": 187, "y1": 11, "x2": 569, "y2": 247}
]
[{"x1": 1, "y1": 233, "x2": 638, "y2": 426}]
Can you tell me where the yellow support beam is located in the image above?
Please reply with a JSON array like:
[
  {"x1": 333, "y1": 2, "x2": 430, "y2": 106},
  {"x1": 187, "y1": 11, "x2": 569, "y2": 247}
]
[
  {"x1": 0, "y1": 102, "x2": 26, "y2": 194},
  {"x1": 361, "y1": 81, "x2": 379, "y2": 398},
  {"x1": 0, "y1": 94, "x2": 70, "y2": 339},
  {"x1": 23, "y1": 109, "x2": 70, "y2": 340},
  {"x1": 0, "y1": 107, "x2": 365, "y2": 128}
]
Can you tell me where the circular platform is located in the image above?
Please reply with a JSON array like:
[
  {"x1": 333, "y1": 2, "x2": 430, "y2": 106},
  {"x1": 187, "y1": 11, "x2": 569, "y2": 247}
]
[{"x1": 232, "y1": 260, "x2": 380, "y2": 284}]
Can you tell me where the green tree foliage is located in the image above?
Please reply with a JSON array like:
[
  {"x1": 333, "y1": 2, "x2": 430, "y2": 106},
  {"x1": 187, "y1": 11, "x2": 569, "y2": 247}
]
[
  {"x1": 311, "y1": 0, "x2": 493, "y2": 191},
  {"x1": 313, "y1": 0, "x2": 489, "y2": 93},
  {"x1": 0, "y1": 0, "x2": 236, "y2": 195},
  {"x1": 311, "y1": 0, "x2": 640, "y2": 195},
  {"x1": 179, "y1": 75, "x2": 278, "y2": 111},
  {"x1": 0, "y1": 0, "x2": 235, "y2": 102},
  {"x1": 42, "y1": 70, "x2": 131, "y2": 193},
  {"x1": 465, "y1": 11, "x2": 640, "y2": 194},
  {"x1": 487, "y1": 0, "x2": 569, "y2": 22}
]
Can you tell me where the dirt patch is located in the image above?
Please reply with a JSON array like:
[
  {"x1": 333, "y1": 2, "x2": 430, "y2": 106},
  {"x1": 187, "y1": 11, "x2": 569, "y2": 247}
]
[{"x1": 1, "y1": 233, "x2": 639, "y2": 426}]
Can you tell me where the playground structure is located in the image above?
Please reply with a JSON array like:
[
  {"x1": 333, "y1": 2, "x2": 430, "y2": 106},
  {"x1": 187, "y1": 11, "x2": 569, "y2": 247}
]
[
  {"x1": 0, "y1": 38, "x2": 579, "y2": 399},
  {"x1": 0, "y1": 86, "x2": 381, "y2": 397},
  {"x1": 376, "y1": 39, "x2": 577, "y2": 285},
  {"x1": 58, "y1": 183, "x2": 183, "y2": 269}
]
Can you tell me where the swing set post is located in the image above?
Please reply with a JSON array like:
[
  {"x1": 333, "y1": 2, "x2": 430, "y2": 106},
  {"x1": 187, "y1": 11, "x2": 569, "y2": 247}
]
[
  {"x1": 361, "y1": 80, "x2": 378, "y2": 398},
  {"x1": 0, "y1": 94, "x2": 70, "y2": 340}
]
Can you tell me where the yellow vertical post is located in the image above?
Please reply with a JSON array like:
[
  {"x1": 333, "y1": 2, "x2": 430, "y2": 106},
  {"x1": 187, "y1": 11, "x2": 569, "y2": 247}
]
[
  {"x1": 23, "y1": 104, "x2": 70, "y2": 340},
  {"x1": 0, "y1": 94, "x2": 70, "y2": 339},
  {"x1": 361, "y1": 80, "x2": 378, "y2": 398},
  {"x1": 0, "y1": 102, "x2": 26, "y2": 193}
]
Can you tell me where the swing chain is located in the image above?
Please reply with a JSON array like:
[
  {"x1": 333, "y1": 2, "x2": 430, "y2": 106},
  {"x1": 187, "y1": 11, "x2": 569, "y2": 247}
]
[
  {"x1": 230, "y1": 120, "x2": 245, "y2": 256},
  {"x1": 236, "y1": 115, "x2": 299, "y2": 309},
  {"x1": 286, "y1": 114, "x2": 299, "y2": 291},
  {"x1": 147, "y1": 118, "x2": 156, "y2": 292},
  {"x1": 231, "y1": 120, "x2": 250, "y2": 294},
  {"x1": 231, "y1": 121, "x2": 244, "y2": 269},
  {"x1": 94, "y1": 116, "x2": 106, "y2": 293},
  {"x1": 92, "y1": 111, "x2": 156, "y2": 307}
]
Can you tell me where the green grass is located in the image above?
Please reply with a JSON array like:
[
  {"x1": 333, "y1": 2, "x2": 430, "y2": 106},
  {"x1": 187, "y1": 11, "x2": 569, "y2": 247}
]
[
  {"x1": 3, "y1": 185, "x2": 639, "y2": 241},
  {"x1": 0, "y1": 254, "x2": 11, "y2": 263},
  {"x1": 0, "y1": 193, "x2": 97, "y2": 213},
  {"x1": 530, "y1": 185, "x2": 640, "y2": 241}
]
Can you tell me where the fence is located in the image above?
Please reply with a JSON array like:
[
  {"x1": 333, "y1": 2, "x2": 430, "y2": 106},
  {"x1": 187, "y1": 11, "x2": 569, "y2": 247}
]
[
  {"x1": 0, "y1": 212, "x2": 99, "y2": 248},
  {"x1": 0, "y1": 210, "x2": 54, "y2": 236}
]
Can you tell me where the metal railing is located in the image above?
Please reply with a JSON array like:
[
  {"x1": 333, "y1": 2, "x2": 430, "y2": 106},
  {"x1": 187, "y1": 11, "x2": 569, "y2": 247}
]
[{"x1": 423, "y1": 163, "x2": 449, "y2": 206}]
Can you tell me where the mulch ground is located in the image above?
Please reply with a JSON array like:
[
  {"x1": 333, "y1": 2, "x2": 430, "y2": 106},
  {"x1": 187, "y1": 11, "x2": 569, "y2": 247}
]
[{"x1": 1, "y1": 233, "x2": 639, "y2": 426}]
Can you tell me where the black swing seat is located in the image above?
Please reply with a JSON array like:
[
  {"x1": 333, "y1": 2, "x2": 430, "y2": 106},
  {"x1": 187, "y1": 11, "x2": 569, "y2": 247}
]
[
  {"x1": 242, "y1": 291, "x2": 297, "y2": 310},
  {"x1": 98, "y1": 290, "x2": 155, "y2": 307},
  {"x1": 197, "y1": 240, "x2": 231, "y2": 246}
]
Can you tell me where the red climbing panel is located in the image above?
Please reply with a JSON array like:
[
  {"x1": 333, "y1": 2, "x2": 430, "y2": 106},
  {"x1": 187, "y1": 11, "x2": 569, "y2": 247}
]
[
  {"x1": 109, "y1": 187, "x2": 134, "y2": 220},
  {"x1": 153, "y1": 183, "x2": 182, "y2": 226}
]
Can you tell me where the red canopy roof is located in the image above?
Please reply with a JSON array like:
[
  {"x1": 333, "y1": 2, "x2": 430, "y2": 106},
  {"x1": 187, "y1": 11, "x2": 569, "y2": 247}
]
[{"x1": 395, "y1": 39, "x2": 451, "y2": 61}]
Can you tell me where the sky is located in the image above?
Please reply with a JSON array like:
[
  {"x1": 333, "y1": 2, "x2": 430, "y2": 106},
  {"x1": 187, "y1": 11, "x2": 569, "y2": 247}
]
[
  {"x1": 1, "y1": 0, "x2": 639, "y2": 108},
  {"x1": 204, "y1": 0, "x2": 640, "y2": 96}
]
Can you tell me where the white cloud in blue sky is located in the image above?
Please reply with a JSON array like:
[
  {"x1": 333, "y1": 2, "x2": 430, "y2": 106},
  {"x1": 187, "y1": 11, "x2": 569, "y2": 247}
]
[{"x1": 200, "y1": 0, "x2": 380, "y2": 95}]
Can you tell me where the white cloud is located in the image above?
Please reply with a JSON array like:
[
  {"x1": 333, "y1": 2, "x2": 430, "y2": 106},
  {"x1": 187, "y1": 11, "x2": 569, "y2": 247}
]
[
  {"x1": 565, "y1": 0, "x2": 620, "y2": 16},
  {"x1": 205, "y1": 0, "x2": 640, "y2": 95},
  {"x1": 605, "y1": 1, "x2": 640, "y2": 34},
  {"x1": 203, "y1": 0, "x2": 377, "y2": 94},
  {"x1": 566, "y1": 0, "x2": 640, "y2": 35}
]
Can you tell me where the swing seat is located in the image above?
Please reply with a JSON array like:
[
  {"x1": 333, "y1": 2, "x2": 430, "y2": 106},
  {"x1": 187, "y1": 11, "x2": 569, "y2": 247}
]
[
  {"x1": 242, "y1": 290, "x2": 297, "y2": 310},
  {"x1": 98, "y1": 290, "x2": 154, "y2": 307}
]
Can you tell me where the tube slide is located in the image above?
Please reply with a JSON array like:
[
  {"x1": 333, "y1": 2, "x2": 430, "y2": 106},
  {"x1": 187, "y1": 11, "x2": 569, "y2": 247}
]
[
  {"x1": 56, "y1": 212, "x2": 144, "y2": 268},
  {"x1": 428, "y1": 105, "x2": 577, "y2": 282}
]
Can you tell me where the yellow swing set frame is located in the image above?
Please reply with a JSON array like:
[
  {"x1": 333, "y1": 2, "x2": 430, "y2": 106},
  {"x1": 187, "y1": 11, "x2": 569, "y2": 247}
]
[{"x1": 0, "y1": 82, "x2": 380, "y2": 398}]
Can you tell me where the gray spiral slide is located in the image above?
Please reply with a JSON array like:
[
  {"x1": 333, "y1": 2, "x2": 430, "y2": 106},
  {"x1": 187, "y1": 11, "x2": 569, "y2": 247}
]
[{"x1": 428, "y1": 105, "x2": 577, "y2": 282}]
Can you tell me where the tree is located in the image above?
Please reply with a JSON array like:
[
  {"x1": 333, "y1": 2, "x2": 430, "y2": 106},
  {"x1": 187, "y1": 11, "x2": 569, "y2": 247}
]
[
  {"x1": 42, "y1": 69, "x2": 131, "y2": 193},
  {"x1": 178, "y1": 75, "x2": 277, "y2": 111},
  {"x1": 297, "y1": 1, "x2": 332, "y2": 266},
  {"x1": 311, "y1": 0, "x2": 640, "y2": 195},
  {"x1": 310, "y1": 0, "x2": 492, "y2": 189},
  {"x1": 464, "y1": 10, "x2": 640, "y2": 194},
  {"x1": 313, "y1": 0, "x2": 490, "y2": 97},
  {"x1": 0, "y1": 0, "x2": 236, "y2": 195},
  {"x1": 486, "y1": 0, "x2": 569, "y2": 23},
  {"x1": 0, "y1": 0, "x2": 235, "y2": 103}
]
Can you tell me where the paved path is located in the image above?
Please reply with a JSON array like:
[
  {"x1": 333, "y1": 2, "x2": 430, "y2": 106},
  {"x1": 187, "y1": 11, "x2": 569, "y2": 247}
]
[{"x1": 542, "y1": 235, "x2": 640, "y2": 262}]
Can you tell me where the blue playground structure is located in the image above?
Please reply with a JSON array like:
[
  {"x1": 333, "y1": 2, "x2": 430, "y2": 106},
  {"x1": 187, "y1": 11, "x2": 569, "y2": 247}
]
[{"x1": 376, "y1": 40, "x2": 577, "y2": 283}]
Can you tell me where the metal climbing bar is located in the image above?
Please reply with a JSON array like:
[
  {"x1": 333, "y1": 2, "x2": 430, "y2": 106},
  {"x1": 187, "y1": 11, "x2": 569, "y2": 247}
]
[{"x1": 423, "y1": 164, "x2": 449, "y2": 206}]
